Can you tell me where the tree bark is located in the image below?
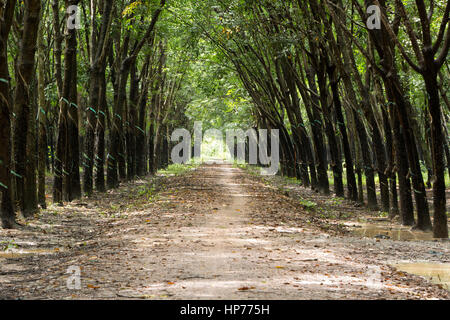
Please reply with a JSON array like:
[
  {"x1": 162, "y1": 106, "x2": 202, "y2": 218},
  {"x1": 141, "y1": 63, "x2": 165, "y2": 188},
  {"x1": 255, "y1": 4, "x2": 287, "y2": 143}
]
[
  {"x1": 37, "y1": 13, "x2": 47, "y2": 209},
  {"x1": 0, "y1": 0, "x2": 17, "y2": 228},
  {"x1": 12, "y1": 0, "x2": 41, "y2": 217}
]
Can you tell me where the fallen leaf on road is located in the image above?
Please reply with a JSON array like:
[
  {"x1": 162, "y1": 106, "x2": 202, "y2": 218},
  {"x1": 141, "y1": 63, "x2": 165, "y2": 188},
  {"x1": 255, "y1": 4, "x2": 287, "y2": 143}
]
[{"x1": 238, "y1": 286, "x2": 255, "y2": 291}]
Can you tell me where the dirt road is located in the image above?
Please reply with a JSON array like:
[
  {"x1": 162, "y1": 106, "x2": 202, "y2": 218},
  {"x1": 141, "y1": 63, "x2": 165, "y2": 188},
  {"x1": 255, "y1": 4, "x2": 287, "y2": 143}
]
[{"x1": 0, "y1": 163, "x2": 448, "y2": 299}]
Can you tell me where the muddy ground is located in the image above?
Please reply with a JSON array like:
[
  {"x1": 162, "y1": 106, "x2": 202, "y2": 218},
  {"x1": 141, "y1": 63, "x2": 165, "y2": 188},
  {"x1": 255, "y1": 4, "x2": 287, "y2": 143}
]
[{"x1": 0, "y1": 163, "x2": 448, "y2": 299}]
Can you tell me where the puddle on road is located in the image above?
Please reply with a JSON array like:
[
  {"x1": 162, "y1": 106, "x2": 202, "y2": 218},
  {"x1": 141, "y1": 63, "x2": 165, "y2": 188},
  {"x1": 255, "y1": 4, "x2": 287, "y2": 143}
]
[
  {"x1": 348, "y1": 222, "x2": 448, "y2": 241},
  {"x1": 352, "y1": 225, "x2": 435, "y2": 241},
  {"x1": 0, "y1": 248, "x2": 62, "y2": 259},
  {"x1": 395, "y1": 262, "x2": 450, "y2": 291}
]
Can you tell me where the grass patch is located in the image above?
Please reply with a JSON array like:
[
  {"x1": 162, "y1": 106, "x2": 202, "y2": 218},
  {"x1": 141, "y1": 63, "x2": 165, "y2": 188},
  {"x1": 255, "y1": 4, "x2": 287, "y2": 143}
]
[
  {"x1": 327, "y1": 197, "x2": 345, "y2": 206},
  {"x1": 299, "y1": 198, "x2": 317, "y2": 211},
  {"x1": 158, "y1": 163, "x2": 198, "y2": 176},
  {"x1": 136, "y1": 183, "x2": 157, "y2": 201},
  {"x1": 0, "y1": 240, "x2": 18, "y2": 251},
  {"x1": 234, "y1": 161, "x2": 260, "y2": 176},
  {"x1": 283, "y1": 176, "x2": 303, "y2": 185}
]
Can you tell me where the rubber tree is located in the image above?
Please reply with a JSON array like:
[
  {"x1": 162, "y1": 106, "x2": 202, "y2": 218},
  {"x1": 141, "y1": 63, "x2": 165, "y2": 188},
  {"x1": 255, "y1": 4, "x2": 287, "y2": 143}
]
[
  {"x1": 12, "y1": 0, "x2": 41, "y2": 216},
  {"x1": 378, "y1": 0, "x2": 449, "y2": 237},
  {"x1": 0, "y1": 0, "x2": 17, "y2": 228}
]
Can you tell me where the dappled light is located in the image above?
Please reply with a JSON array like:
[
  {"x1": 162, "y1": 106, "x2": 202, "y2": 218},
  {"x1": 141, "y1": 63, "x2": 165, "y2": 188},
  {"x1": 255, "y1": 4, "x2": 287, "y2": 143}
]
[{"x1": 0, "y1": 0, "x2": 449, "y2": 304}]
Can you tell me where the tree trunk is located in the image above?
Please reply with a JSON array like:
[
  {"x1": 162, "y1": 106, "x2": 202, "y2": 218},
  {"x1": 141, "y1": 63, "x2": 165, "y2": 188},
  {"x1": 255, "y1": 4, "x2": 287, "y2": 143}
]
[
  {"x1": 95, "y1": 59, "x2": 107, "y2": 193},
  {"x1": 148, "y1": 118, "x2": 155, "y2": 175},
  {"x1": 353, "y1": 109, "x2": 378, "y2": 210},
  {"x1": 136, "y1": 58, "x2": 151, "y2": 177},
  {"x1": 0, "y1": 0, "x2": 16, "y2": 228},
  {"x1": 54, "y1": 0, "x2": 81, "y2": 203},
  {"x1": 424, "y1": 71, "x2": 448, "y2": 238},
  {"x1": 37, "y1": 16, "x2": 47, "y2": 209},
  {"x1": 390, "y1": 103, "x2": 415, "y2": 226},
  {"x1": 12, "y1": 0, "x2": 41, "y2": 217},
  {"x1": 127, "y1": 61, "x2": 139, "y2": 180},
  {"x1": 304, "y1": 66, "x2": 329, "y2": 194},
  {"x1": 84, "y1": 64, "x2": 100, "y2": 196}
]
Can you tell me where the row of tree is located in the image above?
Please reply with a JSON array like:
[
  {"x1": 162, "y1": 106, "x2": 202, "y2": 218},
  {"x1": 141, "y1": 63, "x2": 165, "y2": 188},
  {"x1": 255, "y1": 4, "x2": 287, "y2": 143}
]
[
  {"x1": 0, "y1": 0, "x2": 193, "y2": 229},
  {"x1": 185, "y1": 0, "x2": 449, "y2": 238}
]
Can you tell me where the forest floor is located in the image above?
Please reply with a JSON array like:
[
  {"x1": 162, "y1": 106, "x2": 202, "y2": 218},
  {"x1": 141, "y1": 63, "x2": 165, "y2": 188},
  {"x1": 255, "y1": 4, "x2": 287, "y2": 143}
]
[{"x1": 0, "y1": 162, "x2": 449, "y2": 300}]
